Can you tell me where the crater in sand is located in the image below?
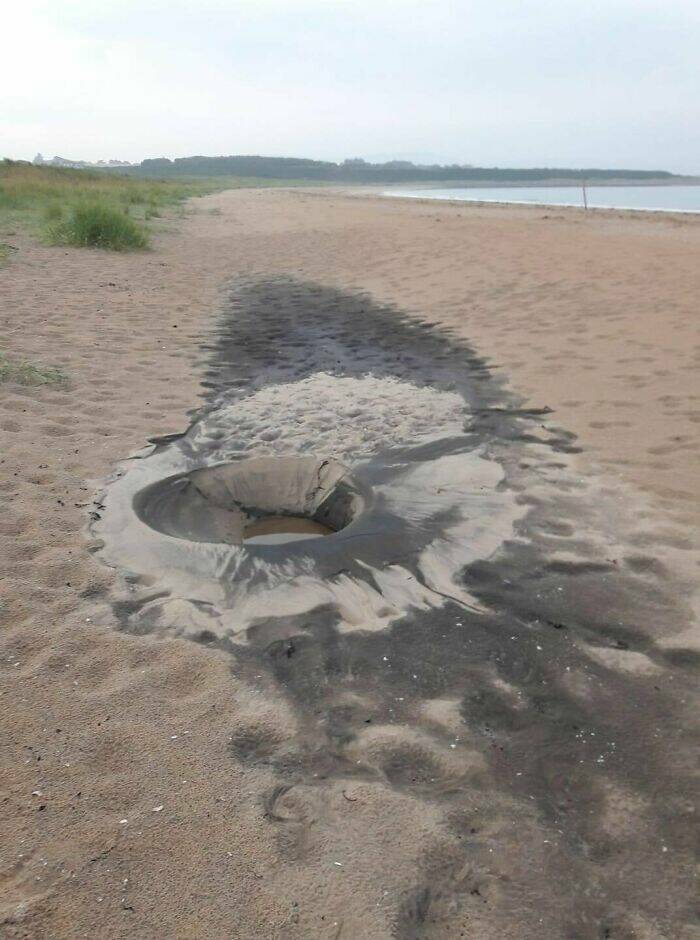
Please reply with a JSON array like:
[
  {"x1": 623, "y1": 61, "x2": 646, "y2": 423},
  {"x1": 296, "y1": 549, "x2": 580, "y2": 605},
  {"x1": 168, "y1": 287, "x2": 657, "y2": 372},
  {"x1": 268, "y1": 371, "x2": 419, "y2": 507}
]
[{"x1": 134, "y1": 455, "x2": 367, "y2": 548}]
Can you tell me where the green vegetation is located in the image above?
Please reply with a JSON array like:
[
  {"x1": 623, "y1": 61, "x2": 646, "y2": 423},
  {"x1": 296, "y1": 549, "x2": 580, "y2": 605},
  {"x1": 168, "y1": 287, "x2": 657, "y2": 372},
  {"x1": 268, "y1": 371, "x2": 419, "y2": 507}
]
[
  {"x1": 0, "y1": 352, "x2": 66, "y2": 386},
  {"x1": 47, "y1": 202, "x2": 150, "y2": 251},
  {"x1": 0, "y1": 160, "x2": 297, "y2": 255},
  {"x1": 0, "y1": 159, "x2": 220, "y2": 218},
  {"x1": 132, "y1": 154, "x2": 677, "y2": 184},
  {"x1": 0, "y1": 159, "x2": 225, "y2": 252}
]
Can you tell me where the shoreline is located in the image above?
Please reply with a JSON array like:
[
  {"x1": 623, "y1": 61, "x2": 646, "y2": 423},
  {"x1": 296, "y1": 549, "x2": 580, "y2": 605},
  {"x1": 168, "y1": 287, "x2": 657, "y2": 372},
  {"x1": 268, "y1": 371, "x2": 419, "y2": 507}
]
[
  {"x1": 327, "y1": 184, "x2": 700, "y2": 224},
  {"x1": 382, "y1": 190, "x2": 700, "y2": 215},
  {"x1": 325, "y1": 184, "x2": 700, "y2": 220}
]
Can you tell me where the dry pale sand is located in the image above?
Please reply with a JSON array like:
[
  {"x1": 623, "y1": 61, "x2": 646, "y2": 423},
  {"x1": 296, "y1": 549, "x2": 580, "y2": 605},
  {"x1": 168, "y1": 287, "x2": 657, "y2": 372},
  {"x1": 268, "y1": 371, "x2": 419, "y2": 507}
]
[{"x1": 1, "y1": 189, "x2": 698, "y2": 939}]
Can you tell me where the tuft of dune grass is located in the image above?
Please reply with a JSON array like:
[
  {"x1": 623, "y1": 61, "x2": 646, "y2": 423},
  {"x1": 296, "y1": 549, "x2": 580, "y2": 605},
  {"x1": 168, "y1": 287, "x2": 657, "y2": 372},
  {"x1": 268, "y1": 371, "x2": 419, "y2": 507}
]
[
  {"x1": 46, "y1": 202, "x2": 150, "y2": 251},
  {"x1": 0, "y1": 353, "x2": 66, "y2": 386},
  {"x1": 0, "y1": 159, "x2": 308, "y2": 255},
  {"x1": 0, "y1": 159, "x2": 225, "y2": 253}
]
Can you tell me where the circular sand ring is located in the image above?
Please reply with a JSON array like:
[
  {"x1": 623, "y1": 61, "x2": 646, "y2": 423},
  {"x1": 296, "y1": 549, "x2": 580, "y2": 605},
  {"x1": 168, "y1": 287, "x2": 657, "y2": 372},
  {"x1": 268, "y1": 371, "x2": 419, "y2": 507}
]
[{"x1": 133, "y1": 456, "x2": 368, "y2": 547}]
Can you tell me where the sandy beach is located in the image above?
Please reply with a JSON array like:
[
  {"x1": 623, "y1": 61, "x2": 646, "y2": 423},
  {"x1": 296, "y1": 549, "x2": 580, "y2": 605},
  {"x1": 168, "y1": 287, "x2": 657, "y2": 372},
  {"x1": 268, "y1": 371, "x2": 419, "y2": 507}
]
[{"x1": 1, "y1": 188, "x2": 698, "y2": 939}]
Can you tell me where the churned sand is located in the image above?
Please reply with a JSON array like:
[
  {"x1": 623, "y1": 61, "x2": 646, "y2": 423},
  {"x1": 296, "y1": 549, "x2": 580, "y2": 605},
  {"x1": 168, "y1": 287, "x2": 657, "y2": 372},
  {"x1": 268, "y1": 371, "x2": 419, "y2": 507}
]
[{"x1": 1, "y1": 189, "x2": 698, "y2": 938}]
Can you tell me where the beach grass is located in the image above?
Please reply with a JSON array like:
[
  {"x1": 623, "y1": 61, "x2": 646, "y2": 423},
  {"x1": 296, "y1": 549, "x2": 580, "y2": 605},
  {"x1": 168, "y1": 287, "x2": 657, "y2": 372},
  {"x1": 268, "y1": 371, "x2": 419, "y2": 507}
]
[
  {"x1": 0, "y1": 160, "x2": 306, "y2": 254},
  {"x1": 0, "y1": 160, "x2": 220, "y2": 251},
  {"x1": 46, "y1": 202, "x2": 151, "y2": 250},
  {"x1": 0, "y1": 352, "x2": 66, "y2": 386}
]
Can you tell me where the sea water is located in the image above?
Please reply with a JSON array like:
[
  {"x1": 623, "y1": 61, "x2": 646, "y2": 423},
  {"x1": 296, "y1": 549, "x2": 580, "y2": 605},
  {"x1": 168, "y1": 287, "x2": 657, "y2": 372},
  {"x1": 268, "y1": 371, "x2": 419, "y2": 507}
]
[{"x1": 385, "y1": 184, "x2": 700, "y2": 214}]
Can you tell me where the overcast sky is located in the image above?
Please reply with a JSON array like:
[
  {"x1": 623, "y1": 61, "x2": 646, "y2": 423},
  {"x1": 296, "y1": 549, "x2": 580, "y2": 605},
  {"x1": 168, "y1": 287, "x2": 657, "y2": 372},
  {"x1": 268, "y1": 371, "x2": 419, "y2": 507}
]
[{"x1": 3, "y1": 0, "x2": 698, "y2": 172}]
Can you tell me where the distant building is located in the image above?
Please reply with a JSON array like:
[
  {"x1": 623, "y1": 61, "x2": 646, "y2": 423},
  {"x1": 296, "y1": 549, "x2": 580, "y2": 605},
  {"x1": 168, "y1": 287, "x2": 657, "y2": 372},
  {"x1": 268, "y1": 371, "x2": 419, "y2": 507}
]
[
  {"x1": 51, "y1": 156, "x2": 83, "y2": 167},
  {"x1": 32, "y1": 155, "x2": 134, "y2": 170}
]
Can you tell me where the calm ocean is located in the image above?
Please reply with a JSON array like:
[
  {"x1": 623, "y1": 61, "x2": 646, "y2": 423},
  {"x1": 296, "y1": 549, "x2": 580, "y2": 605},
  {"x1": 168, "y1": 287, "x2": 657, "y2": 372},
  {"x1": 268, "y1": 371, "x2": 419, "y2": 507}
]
[{"x1": 385, "y1": 184, "x2": 700, "y2": 214}]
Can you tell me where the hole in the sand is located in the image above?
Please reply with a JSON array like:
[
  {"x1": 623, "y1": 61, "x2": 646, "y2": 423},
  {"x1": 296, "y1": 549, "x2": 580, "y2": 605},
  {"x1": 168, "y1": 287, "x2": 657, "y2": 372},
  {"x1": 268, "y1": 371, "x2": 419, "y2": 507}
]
[{"x1": 134, "y1": 455, "x2": 367, "y2": 547}]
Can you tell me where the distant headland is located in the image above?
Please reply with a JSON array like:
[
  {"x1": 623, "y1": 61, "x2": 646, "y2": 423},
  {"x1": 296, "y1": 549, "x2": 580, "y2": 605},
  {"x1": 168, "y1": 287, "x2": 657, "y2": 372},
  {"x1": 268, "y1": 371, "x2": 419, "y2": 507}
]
[{"x1": 28, "y1": 153, "x2": 682, "y2": 185}]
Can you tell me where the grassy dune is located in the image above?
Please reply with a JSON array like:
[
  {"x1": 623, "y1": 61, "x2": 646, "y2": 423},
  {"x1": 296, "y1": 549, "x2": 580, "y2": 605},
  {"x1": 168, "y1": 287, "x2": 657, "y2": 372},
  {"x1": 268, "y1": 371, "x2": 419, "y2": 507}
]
[
  {"x1": 0, "y1": 160, "x2": 296, "y2": 254},
  {"x1": 0, "y1": 160, "x2": 224, "y2": 252}
]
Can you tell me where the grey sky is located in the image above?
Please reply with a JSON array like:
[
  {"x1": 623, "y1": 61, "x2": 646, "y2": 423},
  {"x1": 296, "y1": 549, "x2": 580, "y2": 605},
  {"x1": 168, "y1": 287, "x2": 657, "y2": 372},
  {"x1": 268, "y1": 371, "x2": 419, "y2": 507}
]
[{"x1": 4, "y1": 0, "x2": 699, "y2": 172}]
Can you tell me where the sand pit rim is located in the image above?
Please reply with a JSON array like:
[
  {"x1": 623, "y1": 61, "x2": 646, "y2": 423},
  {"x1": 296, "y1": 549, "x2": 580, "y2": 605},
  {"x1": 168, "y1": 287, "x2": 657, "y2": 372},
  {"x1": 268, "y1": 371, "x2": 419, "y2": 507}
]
[{"x1": 133, "y1": 454, "x2": 370, "y2": 547}]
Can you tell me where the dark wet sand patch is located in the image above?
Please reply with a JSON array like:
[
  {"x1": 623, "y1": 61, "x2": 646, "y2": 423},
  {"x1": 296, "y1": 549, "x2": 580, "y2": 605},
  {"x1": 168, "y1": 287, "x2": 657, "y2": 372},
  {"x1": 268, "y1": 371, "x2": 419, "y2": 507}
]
[{"x1": 93, "y1": 278, "x2": 698, "y2": 939}]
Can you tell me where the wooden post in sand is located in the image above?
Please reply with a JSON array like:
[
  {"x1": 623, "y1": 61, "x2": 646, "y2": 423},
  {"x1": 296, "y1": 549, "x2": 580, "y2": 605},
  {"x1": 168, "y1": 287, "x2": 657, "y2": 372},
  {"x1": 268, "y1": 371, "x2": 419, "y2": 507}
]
[{"x1": 582, "y1": 179, "x2": 588, "y2": 210}]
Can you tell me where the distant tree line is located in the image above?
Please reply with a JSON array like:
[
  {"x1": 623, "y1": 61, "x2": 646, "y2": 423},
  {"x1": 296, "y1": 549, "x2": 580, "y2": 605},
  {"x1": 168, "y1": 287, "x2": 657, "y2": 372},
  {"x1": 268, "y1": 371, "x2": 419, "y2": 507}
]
[{"x1": 123, "y1": 155, "x2": 675, "y2": 183}]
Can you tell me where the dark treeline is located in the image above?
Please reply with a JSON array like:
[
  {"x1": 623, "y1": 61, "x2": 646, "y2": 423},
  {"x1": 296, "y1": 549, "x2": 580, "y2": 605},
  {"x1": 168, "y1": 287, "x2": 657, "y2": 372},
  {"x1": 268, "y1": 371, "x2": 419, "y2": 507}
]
[{"x1": 124, "y1": 155, "x2": 675, "y2": 183}]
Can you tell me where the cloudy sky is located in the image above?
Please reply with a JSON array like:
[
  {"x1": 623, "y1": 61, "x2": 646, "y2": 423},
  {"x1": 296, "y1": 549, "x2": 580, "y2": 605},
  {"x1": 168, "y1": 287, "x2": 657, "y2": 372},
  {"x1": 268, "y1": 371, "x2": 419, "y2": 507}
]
[{"x1": 3, "y1": 0, "x2": 698, "y2": 172}]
